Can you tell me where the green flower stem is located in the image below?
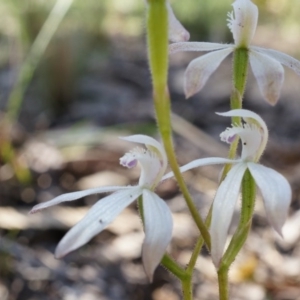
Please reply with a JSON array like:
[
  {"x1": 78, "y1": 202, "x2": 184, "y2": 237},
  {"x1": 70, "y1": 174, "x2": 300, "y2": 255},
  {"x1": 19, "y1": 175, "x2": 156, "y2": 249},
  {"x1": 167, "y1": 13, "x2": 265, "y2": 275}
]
[
  {"x1": 221, "y1": 48, "x2": 249, "y2": 180},
  {"x1": 146, "y1": 0, "x2": 211, "y2": 250},
  {"x1": 221, "y1": 169, "x2": 256, "y2": 267},
  {"x1": 217, "y1": 266, "x2": 229, "y2": 300},
  {"x1": 231, "y1": 48, "x2": 249, "y2": 112},
  {"x1": 220, "y1": 138, "x2": 239, "y2": 181},
  {"x1": 217, "y1": 170, "x2": 256, "y2": 300},
  {"x1": 160, "y1": 129, "x2": 211, "y2": 249},
  {"x1": 181, "y1": 204, "x2": 213, "y2": 300},
  {"x1": 161, "y1": 254, "x2": 188, "y2": 279},
  {"x1": 182, "y1": 276, "x2": 193, "y2": 300},
  {"x1": 138, "y1": 196, "x2": 144, "y2": 222},
  {"x1": 217, "y1": 47, "x2": 250, "y2": 300},
  {"x1": 187, "y1": 205, "x2": 212, "y2": 274}
]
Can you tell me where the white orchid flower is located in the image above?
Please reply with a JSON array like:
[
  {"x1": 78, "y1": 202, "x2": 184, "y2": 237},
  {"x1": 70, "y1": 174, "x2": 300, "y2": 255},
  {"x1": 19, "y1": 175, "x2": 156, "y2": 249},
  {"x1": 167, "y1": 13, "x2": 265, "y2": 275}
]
[
  {"x1": 30, "y1": 135, "x2": 173, "y2": 281},
  {"x1": 163, "y1": 109, "x2": 291, "y2": 267},
  {"x1": 144, "y1": 0, "x2": 190, "y2": 42},
  {"x1": 169, "y1": 0, "x2": 300, "y2": 104}
]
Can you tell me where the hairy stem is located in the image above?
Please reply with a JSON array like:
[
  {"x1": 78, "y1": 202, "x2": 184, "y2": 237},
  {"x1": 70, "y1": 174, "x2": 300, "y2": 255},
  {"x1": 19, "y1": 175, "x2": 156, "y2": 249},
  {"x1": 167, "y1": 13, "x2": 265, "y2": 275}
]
[
  {"x1": 217, "y1": 47, "x2": 250, "y2": 300},
  {"x1": 146, "y1": 0, "x2": 210, "y2": 249}
]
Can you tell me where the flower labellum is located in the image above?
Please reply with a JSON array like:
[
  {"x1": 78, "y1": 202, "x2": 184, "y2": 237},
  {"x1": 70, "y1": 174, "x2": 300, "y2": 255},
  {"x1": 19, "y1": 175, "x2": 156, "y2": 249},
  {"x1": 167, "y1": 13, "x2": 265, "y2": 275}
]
[
  {"x1": 169, "y1": 0, "x2": 300, "y2": 104},
  {"x1": 30, "y1": 135, "x2": 173, "y2": 282},
  {"x1": 163, "y1": 109, "x2": 291, "y2": 267}
]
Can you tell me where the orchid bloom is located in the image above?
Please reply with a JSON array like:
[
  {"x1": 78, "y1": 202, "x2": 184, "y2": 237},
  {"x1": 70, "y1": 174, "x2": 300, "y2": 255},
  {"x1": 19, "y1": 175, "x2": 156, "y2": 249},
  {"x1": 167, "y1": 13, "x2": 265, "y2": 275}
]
[
  {"x1": 169, "y1": 0, "x2": 300, "y2": 104},
  {"x1": 163, "y1": 109, "x2": 291, "y2": 267},
  {"x1": 144, "y1": 0, "x2": 190, "y2": 42},
  {"x1": 30, "y1": 135, "x2": 173, "y2": 281}
]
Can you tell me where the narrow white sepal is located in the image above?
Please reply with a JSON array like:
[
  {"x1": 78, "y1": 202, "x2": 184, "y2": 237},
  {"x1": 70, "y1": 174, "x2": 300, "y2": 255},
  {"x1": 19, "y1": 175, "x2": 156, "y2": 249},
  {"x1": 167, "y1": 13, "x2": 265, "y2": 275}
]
[
  {"x1": 55, "y1": 187, "x2": 143, "y2": 258},
  {"x1": 169, "y1": 42, "x2": 231, "y2": 55},
  {"x1": 184, "y1": 47, "x2": 234, "y2": 98},
  {"x1": 249, "y1": 50, "x2": 284, "y2": 105},
  {"x1": 210, "y1": 163, "x2": 248, "y2": 268},
  {"x1": 247, "y1": 162, "x2": 291, "y2": 236},
  {"x1": 142, "y1": 190, "x2": 173, "y2": 282},
  {"x1": 252, "y1": 46, "x2": 300, "y2": 76},
  {"x1": 162, "y1": 157, "x2": 237, "y2": 181},
  {"x1": 29, "y1": 186, "x2": 130, "y2": 214},
  {"x1": 166, "y1": 2, "x2": 190, "y2": 42}
]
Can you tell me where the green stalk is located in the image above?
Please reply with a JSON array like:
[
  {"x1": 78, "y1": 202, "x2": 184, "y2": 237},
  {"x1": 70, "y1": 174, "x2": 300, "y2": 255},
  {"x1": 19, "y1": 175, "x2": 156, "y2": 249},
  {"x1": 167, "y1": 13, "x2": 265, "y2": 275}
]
[
  {"x1": 221, "y1": 48, "x2": 249, "y2": 180},
  {"x1": 147, "y1": 0, "x2": 210, "y2": 251},
  {"x1": 217, "y1": 266, "x2": 229, "y2": 300},
  {"x1": 217, "y1": 47, "x2": 250, "y2": 300},
  {"x1": 216, "y1": 170, "x2": 255, "y2": 300},
  {"x1": 231, "y1": 48, "x2": 249, "y2": 112},
  {"x1": 181, "y1": 203, "x2": 213, "y2": 300},
  {"x1": 220, "y1": 169, "x2": 256, "y2": 268},
  {"x1": 161, "y1": 254, "x2": 187, "y2": 279}
]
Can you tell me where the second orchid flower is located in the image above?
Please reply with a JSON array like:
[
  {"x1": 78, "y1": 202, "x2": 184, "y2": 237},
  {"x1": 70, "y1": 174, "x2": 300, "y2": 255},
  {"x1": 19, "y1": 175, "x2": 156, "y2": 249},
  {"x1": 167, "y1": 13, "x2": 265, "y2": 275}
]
[
  {"x1": 169, "y1": 0, "x2": 300, "y2": 105},
  {"x1": 163, "y1": 109, "x2": 292, "y2": 267}
]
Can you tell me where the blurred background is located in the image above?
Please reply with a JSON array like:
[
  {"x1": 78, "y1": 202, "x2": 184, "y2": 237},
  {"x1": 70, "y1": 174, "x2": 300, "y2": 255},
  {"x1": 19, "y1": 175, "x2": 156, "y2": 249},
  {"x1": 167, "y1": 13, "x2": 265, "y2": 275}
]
[{"x1": 1, "y1": 0, "x2": 300, "y2": 299}]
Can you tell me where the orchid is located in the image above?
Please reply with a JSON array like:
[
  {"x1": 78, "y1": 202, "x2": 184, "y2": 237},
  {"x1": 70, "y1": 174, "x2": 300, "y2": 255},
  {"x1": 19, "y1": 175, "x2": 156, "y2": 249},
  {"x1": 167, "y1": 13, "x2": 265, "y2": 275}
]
[
  {"x1": 144, "y1": 0, "x2": 190, "y2": 42},
  {"x1": 169, "y1": 0, "x2": 300, "y2": 104},
  {"x1": 163, "y1": 109, "x2": 292, "y2": 267},
  {"x1": 30, "y1": 135, "x2": 173, "y2": 281}
]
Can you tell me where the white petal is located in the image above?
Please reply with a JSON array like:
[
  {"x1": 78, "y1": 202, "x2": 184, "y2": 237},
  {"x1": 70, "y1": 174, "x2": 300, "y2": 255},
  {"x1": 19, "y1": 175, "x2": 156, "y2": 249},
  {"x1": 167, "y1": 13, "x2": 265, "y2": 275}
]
[
  {"x1": 249, "y1": 50, "x2": 284, "y2": 105},
  {"x1": 162, "y1": 157, "x2": 237, "y2": 181},
  {"x1": 210, "y1": 163, "x2": 248, "y2": 267},
  {"x1": 217, "y1": 109, "x2": 268, "y2": 162},
  {"x1": 252, "y1": 46, "x2": 300, "y2": 76},
  {"x1": 55, "y1": 187, "x2": 143, "y2": 258},
  {"x1": 29, "y1": 186, "x2": 130, "y2": 214},
  {"x1": 184, "y1": 47, "x2": 234, "y2": 98},
  {"x1": 229, "y1": 0, "x2": 258, "y2": 47},
  {"x1": 166, "y1": 2, "x2": 190, "y2": 42},
  {"x1": 142, "y1": 190, "x2": 173, "y2": 281},
  {"x1": 120, "y1": 135, "x2": 167, "y2": 168},
  {"x1": 169, "y1": 42, "x2": 232, "y2": 54},
  {"x1": 247, "y1": 162, "x2": 291, "y2": 236}
]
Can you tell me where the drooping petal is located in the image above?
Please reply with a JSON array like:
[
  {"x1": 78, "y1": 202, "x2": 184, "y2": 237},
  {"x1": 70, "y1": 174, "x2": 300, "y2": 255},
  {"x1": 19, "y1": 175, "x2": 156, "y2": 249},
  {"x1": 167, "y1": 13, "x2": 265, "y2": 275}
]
[
  {"x1": 29, "y1": 186, "x2": 131, "y2": 214},
  {"x1": 252, "y1": 46, "x2": 300, "y2": 76},
  {"x1": 249, "y1": 50, "x2": 284, "y2": 105},
  {"x1": 184, "y1": 47, "x2": 234, "y2": 98},
  {"x1": 162, "y1": 157, "x2": 237, "y2": 181},
  {"x1": 217, "y1": 109, "x2": 268, "y2": 162},
  {"x1": 247, "y1": 162, "x2": 291, "y2": 236},
  {"x1": 166, "y1": 2, "x2": 190, "y2": 42},
  {"x1": 55, "y1": 187, "x2": 143, "y2": 258},
  {"x1": 210, "y1": 163, "x2": 248, "y2": 267},
  {"x1": 228, "y1": 0, "x2": 258, "y2": 47},
  {"x1": 169, "y1": 42, "x2": 232, "y2": 54},
  {"x1": 142, "y1": 189, "x2": 173, "y2": 281}
]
